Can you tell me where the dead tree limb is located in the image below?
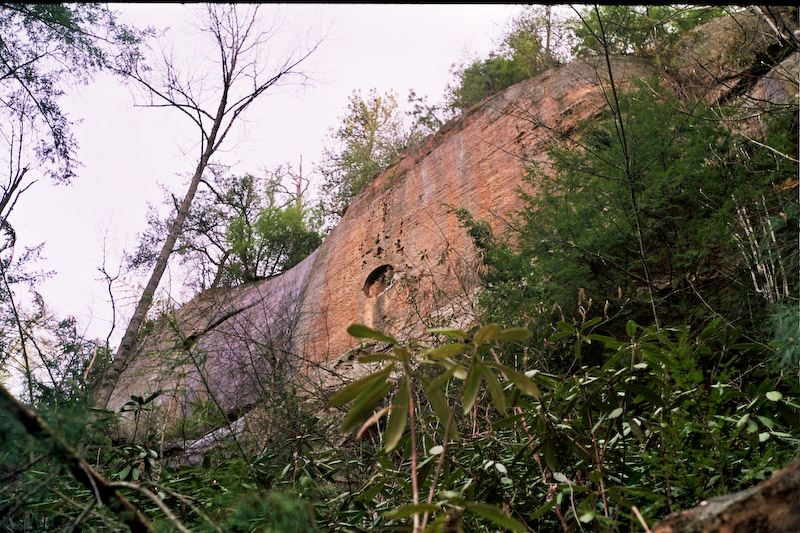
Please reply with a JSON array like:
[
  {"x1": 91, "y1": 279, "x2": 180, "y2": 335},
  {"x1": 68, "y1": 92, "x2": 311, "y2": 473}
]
[{"x1": 0, "y1": 382, "x2": 155, "y2": 532}]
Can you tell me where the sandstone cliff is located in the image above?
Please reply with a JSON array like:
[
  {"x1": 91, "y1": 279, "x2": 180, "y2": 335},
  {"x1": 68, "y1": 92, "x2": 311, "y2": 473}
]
[
  {"x1": 95, "y1": 8, "x2": 798, "y2": 452},
  {"x1": 100, "y1": 55, "x2": 658, "y2": 440}
]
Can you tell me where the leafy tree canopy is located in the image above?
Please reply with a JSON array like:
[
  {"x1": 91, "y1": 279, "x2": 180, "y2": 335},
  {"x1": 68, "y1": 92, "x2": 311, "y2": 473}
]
[
  {"x1": 445, "y1": 5, "x2": 729, "y2": 113},
  {"x1": 0, "y1": 3, "x2": 146, "y2": 183},
  {"x1": 446, "y1": 6, "x2": 566, "y2": 113},
  {"x1": 226, "y1": 179, "x2": 322, "y2": 284},
  {"x1": 0, "y1": 2, "x2": 146, "y2": 409},
  {"x1": 130, "y1": 169, "x2": 322, "y2": 292},
  {"x1": 459, "y1": 80, "x2": 797, "y2": 364},
  {"x1": 319, "y1": 89, "x2": 422, "y2": 226},
  {"x1": 446, "y1": 53, "x2": 532, "y2": 113},
  {"x1": 570, "y1": 5, "x2": 728, "y2": 57}
]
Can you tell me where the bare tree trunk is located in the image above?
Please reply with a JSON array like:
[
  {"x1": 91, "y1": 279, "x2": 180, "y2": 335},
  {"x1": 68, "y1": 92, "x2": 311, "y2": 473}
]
[
  {"x1": 93, "y1": 5, "x2": 320, "y2": 409},
  {"x1": 95, "y1": 86, "x2": 228, "y2": 409},
  {"x1": 97, "y1": 149, "x2": 217, "y2": 408},
  {"x1": 210, "y1": 249, "x2": 231, "y2": 289}
]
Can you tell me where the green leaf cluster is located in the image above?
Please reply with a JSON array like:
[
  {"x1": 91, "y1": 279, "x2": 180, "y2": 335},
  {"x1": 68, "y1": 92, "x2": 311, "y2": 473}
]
[
  {"x1": 465, "y1": 81, "x2": 797, "y2": 340},
  {"x1": 131, "y1": 171, "x2": 322, "y2": 290},
  {"x1": 319, "y1": 89, "x2": 423, "y2": 224},
  {"x1": 570, "y1": 5, "x2": 728, "y2": 58},
  {"x1": 226, "y1": 187, "x2": 322, "y2": 283},
  {"x1": 320, "y1": 310, "x2": 799, "y2": 531},
  {"x1": 446, "y1": 54, "x2": 533, "y2": 112},
  {"x1": 325, "y1": 322, "x2": 538, "y2": 530},
  {"x1": 0, "y1": 3, "x2": 147, "y2": 182},
  {"x1": 438, "y1": 32, "x2": 798, "y2": 529},
  {"x1": 445, "y1": 5, "x2": 729, "y2": 113}
]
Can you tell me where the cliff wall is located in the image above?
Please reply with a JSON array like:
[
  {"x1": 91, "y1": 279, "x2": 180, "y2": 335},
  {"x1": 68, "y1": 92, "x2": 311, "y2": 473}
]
[
  {"x1": 97, "y1": 8, "x2": 798, "y2": 443},
  {"x1": 103, "y1": 56, "x2": 656, "y2": 437}
]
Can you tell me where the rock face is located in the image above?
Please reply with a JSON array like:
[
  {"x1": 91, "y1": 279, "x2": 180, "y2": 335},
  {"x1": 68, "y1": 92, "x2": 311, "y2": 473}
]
[
  {"x1": 95, "y1": 8, "x2": 798, "y2": 447},
  {"x1": 100, "y1": 56, "x2": 658, "y2": 438}
]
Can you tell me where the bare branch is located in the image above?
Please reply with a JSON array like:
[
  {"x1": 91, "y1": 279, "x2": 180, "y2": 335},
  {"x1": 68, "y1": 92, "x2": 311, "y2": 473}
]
[
  {"x1": 95, "y1": 4, "x2": 321, "y2": 410},
  {"x1": 111, "y1": 482, "x2": 192, "y2": 533}
]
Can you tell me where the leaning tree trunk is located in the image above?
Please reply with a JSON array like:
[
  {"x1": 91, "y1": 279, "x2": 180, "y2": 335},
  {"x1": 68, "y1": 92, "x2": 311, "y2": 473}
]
[
  {"x1": 94, "y1": 94, "x2": 228, "y2": 410},
  {"x1": 89, "y1": 4, "x2": 320, "y2": 410}
]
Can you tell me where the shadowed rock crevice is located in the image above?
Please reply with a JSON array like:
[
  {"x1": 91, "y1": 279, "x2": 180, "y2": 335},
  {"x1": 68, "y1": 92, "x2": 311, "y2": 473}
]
[{"x1": 363, "y1": 264, "x2": 394, "y2": 297}]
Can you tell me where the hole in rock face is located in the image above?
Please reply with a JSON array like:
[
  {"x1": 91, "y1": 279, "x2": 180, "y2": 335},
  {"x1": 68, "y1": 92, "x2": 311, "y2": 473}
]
[{"x1": 363, "y1": 264, "x2": 394, "y2": 298}]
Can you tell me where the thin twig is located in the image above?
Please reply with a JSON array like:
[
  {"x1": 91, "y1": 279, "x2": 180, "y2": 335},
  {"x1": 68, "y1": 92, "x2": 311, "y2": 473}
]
[
  {"x1": 0, "y1": 382, "x2": 154, "y2": 532},
  {"x1": 632, "y1": 505, "x2": 652, "y2": 532},
  {"x1": 406, "y1": 374, "x2": 421, "y2": 532},
  {"x1": 66, "y1": 499, "x2": 97, "y2": 533},
  {"x1": 420, "y1": 369, "x2": 470, "y2": 531},
  {"x1": 158, "y1": 485, "x2": 225, "y2": 533},
  {"x1": 111, "y1": 482, "x2": 192, "y2": 533}
]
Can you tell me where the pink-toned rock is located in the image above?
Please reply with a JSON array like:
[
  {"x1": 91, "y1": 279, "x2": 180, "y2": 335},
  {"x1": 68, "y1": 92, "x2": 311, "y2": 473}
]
[
  {"x1": 96, "y1": 8, "x2": 798, "y2": 443},
  {"x1": 102, "y1": 56, "x2": 657, "y2": 440}
]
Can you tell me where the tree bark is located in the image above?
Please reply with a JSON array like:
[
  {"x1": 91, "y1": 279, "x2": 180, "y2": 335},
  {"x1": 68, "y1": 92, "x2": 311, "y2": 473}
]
[
  {"x1": 0, "y1": 382, "x2": 155, "y2": 532},
  {"x1": 91, "y1": 5, "x2": 319, "y2": 409},
  {"x1": 653, "y1": 461, "x2": 800, "y2": 533},
  {"x1": 95, "y1": 97, "x2": 226, "y2": 409}
]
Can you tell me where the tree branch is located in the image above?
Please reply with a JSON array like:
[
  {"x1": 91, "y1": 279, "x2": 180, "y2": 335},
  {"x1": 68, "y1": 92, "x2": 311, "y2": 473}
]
[{"x1": 0, "y1": 382, "x2": 154, "y2": 532}]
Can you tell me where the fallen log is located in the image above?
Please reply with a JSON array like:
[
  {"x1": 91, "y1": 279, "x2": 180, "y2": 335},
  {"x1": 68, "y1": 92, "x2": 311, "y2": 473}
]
[{"x1": 653, "y1": 461, "x2": 799, "y2": 533}]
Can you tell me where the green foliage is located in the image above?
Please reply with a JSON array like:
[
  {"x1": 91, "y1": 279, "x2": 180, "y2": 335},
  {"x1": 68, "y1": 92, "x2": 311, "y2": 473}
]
[
  {"x1": 319, "y1": 89, "x2": 422, "y2": 224},
  {"x1": 323, "y1": 317, "x2": 800, "y2": 531},
  {"x1": 570, "y1": 5, "x2": 728, "y2": 58},
  {"x1": 463, "y1": 82, "x2": 797, "y2": 338},
  {"x1": 0, "y1": 391, "x2": 118, "y2": 531},
  {"x1": 767, "y1": 301, "x2": 800, "y2": 369},
  {"x1": 114, "y1": 443, "x2": 158, "y2": 483},
  {"x1": 226, "y1": 184, "x2": 322, "y2": 283},
  {"x1": 328, "y1": 323, "x2": 539, "y2": 531},
  {"x1": 511, "y1": 318, "x2": 799, "y2": 529},
  {"x1": 32, "y1": 317, "x2": 99, "y2": 407},
  {"x1": 445, "y1": 5, "x2": 730, "y2": 113},
  {"x1": 447, "y1": 54, "x2": 532, "y2": 112},
  {"x1": 211, "y1": 492, "x2": 317, "y2": 533},
  {"x1": 131, "y1": 170, "x2": 322, "y2": 290},
  {"x1": 407, "y1": 89, "x2": 453, "y2": 136},
  {"x1": 446, "y1": 6, "x2": 567, "y2": 113},
  {"x1": 501, "y1": 6, "x2": 564, "y2": 74},
  {"x1": 1, "y1": 374, "x2": 335, "y2": 531},
  {"x1": 0, "y1": 249, "x2": 98, "y2": 407},
  {"x1": 0, "y1": 3, "x2": 146, "y2": 182}
]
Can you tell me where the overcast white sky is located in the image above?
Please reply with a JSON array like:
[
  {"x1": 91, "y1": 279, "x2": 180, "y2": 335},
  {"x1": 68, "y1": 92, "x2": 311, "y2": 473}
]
[{"x1": 11, "y1": 4, "x2": 522, "y2": 345}]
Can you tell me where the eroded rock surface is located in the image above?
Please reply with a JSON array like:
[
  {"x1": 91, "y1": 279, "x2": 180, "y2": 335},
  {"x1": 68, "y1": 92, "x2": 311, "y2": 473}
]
[
  {"x1": 102, "y1": 56, "x2": 662, "y2": 440},
  {"x1": 95, "y1": 8, "x2": 798, "y2": 449}
]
